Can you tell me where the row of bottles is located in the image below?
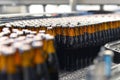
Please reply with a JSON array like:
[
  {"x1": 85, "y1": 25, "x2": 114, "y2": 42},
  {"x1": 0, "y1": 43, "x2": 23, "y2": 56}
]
[
  {"x1": 0, "y1": 14, "x2": 120, "y2": 71},
  {"x1": 0, "y1": 27, "x2": 59, "y2": 80},
  {"x1": 0, "y1": 14, "x2": 120, "y2": 48}
]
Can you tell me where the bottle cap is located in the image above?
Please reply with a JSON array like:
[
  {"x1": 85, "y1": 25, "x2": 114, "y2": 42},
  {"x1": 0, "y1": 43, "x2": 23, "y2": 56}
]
[
  {"x1": 30, "y1": 31, "x2": 37, "y2": 35},
  {"x1": 0, "y1": 36, "x2": 9, "y2": 41},
  {"x1": 12, "y1": 42, "x2": 23, "y2": 49},
  {"x1": 5, "y1": 23, "x2": 12, "y2": 28},
  {"x1": 12, "y1": 29, "x2": 19, "y2": 33},
  {"x1": 17, "y1": 31, "x2": 23, "y2": 36},
  {"x1": 3, "y1": 39, "x2": 14, "y2": 45},
  {"x1": 47, "y1": 27, "x2": 53, "y2": 29},
  {"x1": 24, "y1": 39, "x2": 33, "y2": 44},
  {"x1": 0, "y1": 32, "x2": 5, "y2": 37},
  {"x1": 37, "y1": 33, "x2": 45, "y2": 39},
  {"x1": 10, "y1": 33, "x2": 18, "y2": 38},
  {"x1": 45, "y1": 35, "x2": 54, "y2": 40},
  {"x1": 39, "y1": 30, "x2": 46, "y2": 33},
  {"x1": 33, "y1": 36, "x2": 42, "y2": 41},
  {"x1": 19, "y1": 44, "x2": 31, "y2": 52},
  {"x1": 2, "y1": 46, "x2": 16, "y2": 55},
  {"x1": 32, "y1": 41, "x2": 43, "y2": 48},
  {"x1": 15, "y1": 36, "x2": 26, "y2": 42},
  {"x1": 2, "y1": 28, "x2": 9, "y2": 32},
  {"x1": 26, "y1": 34, "x2": 34, "y2": 38}
]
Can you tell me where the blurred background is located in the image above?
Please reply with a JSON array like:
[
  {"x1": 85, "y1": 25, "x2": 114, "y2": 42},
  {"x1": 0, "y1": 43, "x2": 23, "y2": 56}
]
[{"x1": 0, "y1": 0, "x2": 120, "y2": 15}]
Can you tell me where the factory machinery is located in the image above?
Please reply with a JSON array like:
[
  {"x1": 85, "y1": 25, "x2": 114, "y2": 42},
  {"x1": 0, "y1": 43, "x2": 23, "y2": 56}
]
[{"x1": 1, "y1": 13, "x2": 120, "y2": 80}]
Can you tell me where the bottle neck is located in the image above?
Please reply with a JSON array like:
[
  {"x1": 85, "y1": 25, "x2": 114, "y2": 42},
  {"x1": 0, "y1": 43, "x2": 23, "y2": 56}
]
[
  {"x1": 46, "y1": 39, "x2": 55, "y2": 54},
  {"x1": 0, "y1": 55, "x2": 6, "y2": 72},
  {"x1": 6, "y1": 55, "x2": 16, "y2": 74},
  {"x1": 14, "y1": 49, "x2": 21, "y2": 66},
  {"x1": 33, "y1": 47, "x2": 45, "y2": 64},
  {"x1": 68, "y1": 27, "x2": 75, "y2": 37},
  {"x1": 21, "y1": 50, "x2": 32, "y2": 67}
]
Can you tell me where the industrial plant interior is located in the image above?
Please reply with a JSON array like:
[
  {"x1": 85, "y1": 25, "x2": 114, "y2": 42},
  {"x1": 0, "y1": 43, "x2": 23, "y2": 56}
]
[{"x1": 1, "y1": 0, "x2": 120, "y2": 80}]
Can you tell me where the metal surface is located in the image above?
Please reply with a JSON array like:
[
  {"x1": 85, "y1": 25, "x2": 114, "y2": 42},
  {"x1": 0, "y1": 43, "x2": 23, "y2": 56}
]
[
  {"x1": 59, "y1": 67, "x2": 88, "y2": 80},
  {"x1": 59, "y1": 63, "x2": 118, "y2": 80},
  {"x1": 70, "y1": 0, "x2": 77, "y2": 11}
]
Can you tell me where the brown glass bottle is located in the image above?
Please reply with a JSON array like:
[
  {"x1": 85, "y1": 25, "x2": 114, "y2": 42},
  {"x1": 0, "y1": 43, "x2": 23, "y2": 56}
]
[
  {"x1": 0, "y1": 47, "x2": 7, "y2": 80},
  {"x1": 61, "y1": 24, "x2": 68, "y2": 47},
  {"x1": 53, "y1": 24, "x2": 62, "y2": 45},
  {"x1": 45, "y1": 35, "x2": 59, "y2": 80},
  {"x1": 68, "y1": 24, "x2": 75, "y2": 47},
  {"x1": 74, "y1": 24, "x2": 80, "y2": 47},
  {"x1": 19, "y1": 44, "x2": 35, "y2": 80},
  {"x1": 12, "y1": 42, "x2": 23, "y2": 80},
  {"x1": 46, "y1": 27, "x2": 54, "y2": 36},
  {"x1": 2, "y1": 46, "x2": 19, "y2": 80},
  {"x1": 32, "y1": 41, "x2": 50, "y2": 80},
  {"x1": 79, "y1": 26, "x2": 84, "y2": 48}
]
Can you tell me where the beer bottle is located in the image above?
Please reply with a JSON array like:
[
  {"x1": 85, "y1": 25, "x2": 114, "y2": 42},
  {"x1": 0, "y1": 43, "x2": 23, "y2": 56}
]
[
  {"x1": 40, "y1": 24, "x2": 47, "y2": 31},
  {"x1": 93, "y1": 24, "x2": 98, "y2": 46},
  {"x1": 79, "y1": 26, "x2": 84, "y2": 48},
  {"x1": 55, "y1": 24, "x2": 62, "y2": 44},
  {"x1": 83, "y1": 25, "x2": 88, "y2": 47},
  {"x1": 105, "y1": 22, "x2": 111, "y2": 42},
  {"x1": 12, "y1": 42, "x2": 23, "y2": 80},
  {"x1": 42, "y1": 34, "x2": 49, "y2": 60},
  {"x1": 24, "y1": 39, "x2": 35, "y2": 62},
  {"x1": 74, "y1": 23, "x2": 80, "y2": 47},
  {"x1": 87, "y1": 24, "x2": 93, "y2": 47},
  {"x1": 104, "y1": 22, "x2": 109, "y2": 43},
  {"x1": 112, "y1": 21, "x2": 116, "y2": 40},
  {"x1": 0, "y1": 47, "x2": 7, "y2": 80},
  {"x1": 99, "y1": 22, "x2": 104, "y2": 45},
  {"x1": 34, "y1": 25, "x2": 40, "y2": 33},
  {"x1": 117, "y1": 21, "x2": 120, "y2": 39},
  {"x1": 2, "y1": 46, "x2": 19, "y2": 80},
  {"x1": 45, "y1": 35, "x2": 59, "y2": 80},
  {"x1": 32, "y1": 41, "x2": 50, "y2": 80},
  {"x1": 61, "y1": 24, "x2": 68, "y2": 47},
  {"x1": 110, "y1": 21, "x2": 115, "y2": 41},
  {"x1": 46, "y1": 27, "x2": 54, "y2": 36},
  {"x1": 19, "y1": 44, "x2": 35, "y2": 80},
  {"x1": 115, "y1": 21, "x2": 119, "y2": 39},
  {"x1": 68, "y1": 24, "x2": 75, "y2": 47}
]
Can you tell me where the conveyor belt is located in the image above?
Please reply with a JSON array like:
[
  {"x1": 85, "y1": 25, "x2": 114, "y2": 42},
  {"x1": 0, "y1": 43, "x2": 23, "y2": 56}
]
[
  {"x1": 59, "y1": 63, "x2": 118, "y2": 80},
  {"x1": 59, "y1": 67, "x2": 88, "y2": 80}
]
